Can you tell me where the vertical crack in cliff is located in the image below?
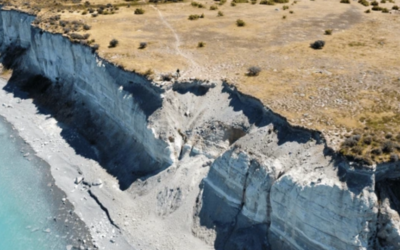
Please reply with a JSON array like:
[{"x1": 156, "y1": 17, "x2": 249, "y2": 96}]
[
  {"x1": 88, "y1": 190, "x2": 120, "y2": 230},
  {"x1": 222, "y1": 161, "x2": 253, "y2": 249}
]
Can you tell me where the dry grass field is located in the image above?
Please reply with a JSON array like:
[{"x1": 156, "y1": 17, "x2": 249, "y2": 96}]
[{"x1": 2, "y1": 0, "x2": 400, "y2": 163}]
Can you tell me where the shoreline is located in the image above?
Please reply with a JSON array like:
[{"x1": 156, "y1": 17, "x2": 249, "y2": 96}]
[
  {"x1": 0, "y1": 78, "x2": 133, "y2": 249},
  {"x1": 0, "y1": 115, "x2": 94, "y2": 249}
]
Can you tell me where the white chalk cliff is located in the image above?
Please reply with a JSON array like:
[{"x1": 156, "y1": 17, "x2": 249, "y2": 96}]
[{"x1": 1, "y1": 8, "x2": 399, "y2": 250}]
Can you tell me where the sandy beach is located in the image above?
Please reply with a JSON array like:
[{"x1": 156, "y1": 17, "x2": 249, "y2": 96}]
[{"x1": 0, "y1": 78, "x2": 133, "y2": 250}]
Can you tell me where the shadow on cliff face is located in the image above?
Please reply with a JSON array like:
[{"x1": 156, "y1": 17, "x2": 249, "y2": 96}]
[
  {"x1": 221, "y1": 83, "x2": 323, "y2": 146},
  {"x1": 194, "y1": 175, "x2": 270, "y2": 250},
  {"x1": 3, "y1": 71, "x2": 168, "y2": 190}
]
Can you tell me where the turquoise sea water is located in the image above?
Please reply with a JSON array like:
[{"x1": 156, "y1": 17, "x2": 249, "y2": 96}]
[{"x1": 0, "y1": 118, "x2": 77, "y2": 250}]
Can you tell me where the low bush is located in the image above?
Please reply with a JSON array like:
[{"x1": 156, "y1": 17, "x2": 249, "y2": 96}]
[
  {"x1": 231, "y1": 2, "x2": 237, "y2": 6},
  {"x1": 134, "y1": 8, "x2": 145, "y2": 14},
  {"x1": 325, "y1": 29, "x2": 332, "y2": 35},
  {"x1": 372, "y1": 6, "x2": 383, "y2": 10},
  {"x1": 381, "y1": 0, "x2": 386, "y2": 3},
  {"x1": 393, "y1": 5, "x2": 399, "y2": 10},
  {"x1": 310, "y1": 40, "x2": 325, "y2": 49},
  {"x1": 232, "y1": 0, "x2": 249, "y2": 3},
  {"x1": 236, "y1": 19, "x2": 245, "y2": 26},
  {"x1": 139, "y1": 42, "x2": 147, "y2": 49},
  {"x1": 382, "y1": 7, "x2": 389, "y2": 12},
  {"x1": 188, "y1": 14, "x2": 200, "y2": 20},
  {"x1": 210, "y1": 5, "x2": 218, "y2": 10},
  {"x1": 82, "y1": 11, "x2": 88, "y2": 15},
  {"x1": 371, "y1": 1, "x2": 379, "y2": 6},
  {"x1": 260, "y1": 0, "x2": 275, "y2": 4},
  {"x1": 109, "y1": 39, "x2": 119, "y2": 48},
  {"x1": 218, "y1": 11, "x2": 224, "y2": 16},
  {"x1": 382, "y1": 141, "x2": 395, "y2": 153},
  {"x1": 198, "y1": 41, "x2": 205, "y2": 47},
  {"x1": 365, "y1": 9, "x2": 371, "y2": 13},
  {"x1": 289, "y1": 10, "x2": 294, "y2": 13},
  {"x1": 191, "y1": 2, "x2": 204, "y2": 7},
  {"x1": 358, "y1": 0, "x2": 370, "y2": 6},
  {"x1": 247, "y1": 66, "x2": 261, "y2": 76},
  {"x1": 371, "y1": 148, "x2": 382, "y2": 155},
  {"x1": 83, "y1": 24, "x2": 91, "y2": 30},
  {"x1": 70, "y1": 33, "x2": 86, "y2": 40},
  {"x1": 343, "y1": 137, "x2": 358, "y2": 147},
  {"x1": 363, "y1": 136, "x2": 372, "y2": 145},
  {"x1": 283, "y1": 5, "x2": 289, "y2": 10},
  {"x1": 282, "y1": 15, "x2": 286, "y2": 19},
  {"x1": 340, "y1": 0, "x2": 350, "y2": 3},
  {"x1": 352, "y1": 146, "x2": 363, "y2": 155}
]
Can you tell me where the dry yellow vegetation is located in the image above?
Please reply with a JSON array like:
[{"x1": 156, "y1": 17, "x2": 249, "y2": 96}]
[{"x1": 1, "y1": 0, "x2": 400, "y2": 162}]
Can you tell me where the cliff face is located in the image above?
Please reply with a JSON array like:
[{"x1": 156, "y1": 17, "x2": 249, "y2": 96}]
[
  {"x1": 0, "y1": 10, "x2": 173, "y2": 189},
  {"x1": 1, "y1": 8, "x2": 399, "y2": 250}
]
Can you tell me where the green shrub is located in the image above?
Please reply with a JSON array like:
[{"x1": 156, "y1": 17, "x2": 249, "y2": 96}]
[
  {"x1": 218, "y1": 11, "x2": 224, "y2": 16},
  {"x1": 365, "y1": 9, "x2": 371, "y2": 12},
  {"x1": 381, "y1": 0, "x2": 386, "y2": 3},
  {"x1": 200, "y1": 13, "x2": 204, "y2": 18},
  {"x1": 260, "y1": 0, "x2": 275, "y2": 4},
  {"x1": 274, "y1": 0, "x2": 289, "y2": 3},
  {"x1": 236, "y1": 19, "x2": 245, "y2": 26},
  {"x1": 198, "y1": 41, "x2": 205, "y2": 47},
  {"x1": 134, "y1": 8, "x2": 145, "y2": 14},
  {"x1": 139, "y1": 42, "x2": 147, "y2": 49},
  {"x1": 210, "y1": 5, "x2": 218, "y2": 10},
  {"x1": 289, "y1": 10, "x2": 294, "y2": 13},
  {"x1": 188, "y1": 14, "x2": 200, "y2": 20},
  {"x1": 382, "y1": 7, "x2": 389, "y2": 12},
  {"x1": 219, "y1": 0, "x2": 227, "y2": 5},
  {"x1": 372, "y1": 5, "x2": 383, "y2": 10},
  {"x1": 247, "y1": 66, "x2": 261, "y2": 76},
  {"x1": 109, "y1": 39, "x2": 119, "y2": 48},
  {"x1": 358, "y1": 0, "x2": 370, "y2": 6},
  {"x1": 393, "y1": 5, "x2": 399, "y2": 9},
  {"x1": 282, "y1": 15, "x2": 286, "y2": 19},
  {"x1": 371, "y1": 1, "x2": 379, "y2": 6},
  {"x1": 231, "y1": 2, "x2": 237, "y2": 5},
  {"x1": 82, "y1": 11, "x2": 88, "y2": 15},
  {"x1": 340, "y1": 0, "x2": 350, "y2": 3},
  {"x1": 283, "y1": 5, "x2": 289, "y2": 9},
  {"x1": 325, "y1": 29, "x2": 332, "y2": 35},
  {"x1": 191, "y1": 1, "x2": 204, "y2": 7},
  {"x1": 260, "y1": 0, "x2": 275, "y2": 5}
]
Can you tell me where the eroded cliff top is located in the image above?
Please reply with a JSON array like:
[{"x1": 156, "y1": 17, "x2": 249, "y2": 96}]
[{"x1": 1, "y1": 0, "x2": 400, "y2": 163}]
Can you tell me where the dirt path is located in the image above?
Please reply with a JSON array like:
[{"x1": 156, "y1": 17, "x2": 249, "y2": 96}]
[{"x1": 151, "y1": 5, "x2": 198, "y2": 75}]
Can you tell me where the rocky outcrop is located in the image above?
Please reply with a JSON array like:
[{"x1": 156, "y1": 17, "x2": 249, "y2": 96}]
[{"x1": 1, "y1": 7, "x2": 400, "y2": 250}]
